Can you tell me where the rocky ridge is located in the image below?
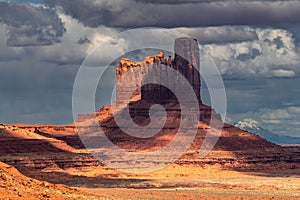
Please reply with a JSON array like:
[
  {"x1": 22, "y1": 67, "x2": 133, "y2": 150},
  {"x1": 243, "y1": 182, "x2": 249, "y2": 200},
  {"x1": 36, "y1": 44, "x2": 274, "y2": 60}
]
[{"x1": 0, "y1": 161, "x2": 100, "y2": 199}]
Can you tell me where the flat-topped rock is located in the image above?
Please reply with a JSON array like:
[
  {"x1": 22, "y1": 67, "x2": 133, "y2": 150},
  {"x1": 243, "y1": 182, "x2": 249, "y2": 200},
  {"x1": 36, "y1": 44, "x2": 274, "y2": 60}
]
[{"x1": 116, "y1": 38, "x2": 201, "y2": 104}]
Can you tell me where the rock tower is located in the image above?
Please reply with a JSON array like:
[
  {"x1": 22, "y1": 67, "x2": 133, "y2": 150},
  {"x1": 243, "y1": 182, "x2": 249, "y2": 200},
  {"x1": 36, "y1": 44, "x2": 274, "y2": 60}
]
[{"x1": 116, "y1": 37, "x2": 202, "y2": 104}]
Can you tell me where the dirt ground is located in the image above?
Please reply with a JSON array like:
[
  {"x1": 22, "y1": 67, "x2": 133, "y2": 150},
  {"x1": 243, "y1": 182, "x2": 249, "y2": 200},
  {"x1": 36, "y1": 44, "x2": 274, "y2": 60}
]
[
  {"x1": 74, "y1": 165, "x2": 300, "y2": 200},
  {"x1": 1, "y1": 124, "x2": 300, "y2": 199},
  {"x1": 80, "y1": 188, "x2": 300, "y2": 200},
  {"x1": 1, "y1": 159, "x2": 300, "y2": 200}
]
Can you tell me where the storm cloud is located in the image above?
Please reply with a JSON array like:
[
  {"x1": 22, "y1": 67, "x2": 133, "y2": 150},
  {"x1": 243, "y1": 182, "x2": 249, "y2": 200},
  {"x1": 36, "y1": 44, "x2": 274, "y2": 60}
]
[
  {"x1": 46, "y1": 0, "x2": 300, "y2": 28},
  {"x1": 0, "y1": 2, "x2": 65, "y2": 46}
]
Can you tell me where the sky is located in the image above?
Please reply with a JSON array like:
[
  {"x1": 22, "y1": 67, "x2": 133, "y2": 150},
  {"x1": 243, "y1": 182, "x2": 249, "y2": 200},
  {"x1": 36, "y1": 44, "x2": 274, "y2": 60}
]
[{"x1": 0, "y1": 0, "x2": 300, "y2": 137}]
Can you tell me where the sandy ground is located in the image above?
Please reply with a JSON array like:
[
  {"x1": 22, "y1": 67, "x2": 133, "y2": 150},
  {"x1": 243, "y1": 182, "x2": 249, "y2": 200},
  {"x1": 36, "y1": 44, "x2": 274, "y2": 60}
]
[
  {"x1": 72, "y1": 165, "x2": 300, "y2": 200},
  {"x1": 80, "y1": 188, "x2": 300, "y2": 200},
  {"x1": 1, "y1": 160, "x2": 299, "y2": 200}
]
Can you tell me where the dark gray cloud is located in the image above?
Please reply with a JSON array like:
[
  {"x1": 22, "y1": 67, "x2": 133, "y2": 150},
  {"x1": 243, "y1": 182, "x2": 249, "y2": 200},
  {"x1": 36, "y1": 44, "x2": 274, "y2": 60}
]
[
  {"x1": 135, "y1": 0, "x2": 204, "y2": 4},
  {"x1": 46, "y1": 0, "x2": 300, "y2": 28},
  {"x1": 0, "y1": 2, "x2": 65, "y2": 46},
  {"x1": 136, "y1": 0, "x2": 296, "y2": 4},
  {"x1": 236, "y1": 48, "x2": 262, "y2": 61},
  {"x1": 174, "y1": 27, "x2": 258, "y2": 44},
  {"x1": 77, "y1": 36, "x2": 91, "y2": 45}
]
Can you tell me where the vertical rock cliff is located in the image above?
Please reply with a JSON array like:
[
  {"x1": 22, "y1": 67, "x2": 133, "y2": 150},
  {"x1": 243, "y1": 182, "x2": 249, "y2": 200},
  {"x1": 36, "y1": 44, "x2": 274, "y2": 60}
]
[
  {"x1": 116, "y1": 37, "x2": 202, "y2": 105},
  {"x1": 174, "y1": 38, "x2": 201, "y2": 103}
]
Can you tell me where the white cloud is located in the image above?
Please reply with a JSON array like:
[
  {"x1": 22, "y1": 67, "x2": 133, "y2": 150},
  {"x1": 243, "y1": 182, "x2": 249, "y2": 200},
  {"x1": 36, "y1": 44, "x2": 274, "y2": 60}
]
[
  {"x1": 203, "y1": 28, "x2": 299, "y2": 78},
  {"x1": 273, "y1": 69, "x2": 296, "y2": 78}
]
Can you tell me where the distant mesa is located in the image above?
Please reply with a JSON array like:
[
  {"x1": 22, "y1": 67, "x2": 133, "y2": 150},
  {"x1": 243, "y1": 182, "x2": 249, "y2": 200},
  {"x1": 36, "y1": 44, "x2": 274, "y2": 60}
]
[{"x1": 235, "y1": 120, "x2": 300, "y2": 144}]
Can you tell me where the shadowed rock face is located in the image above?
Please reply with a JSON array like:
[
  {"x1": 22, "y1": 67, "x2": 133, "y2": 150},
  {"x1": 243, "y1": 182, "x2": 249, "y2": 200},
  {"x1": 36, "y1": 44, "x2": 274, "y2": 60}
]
[{"x1": 174, "y1": 38, "x2": 201, "y2": 102}]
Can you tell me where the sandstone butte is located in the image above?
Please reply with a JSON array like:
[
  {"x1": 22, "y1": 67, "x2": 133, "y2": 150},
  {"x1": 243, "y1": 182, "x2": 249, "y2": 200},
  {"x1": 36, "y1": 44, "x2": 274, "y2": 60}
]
[{"x1": 0, "y1": 38, "x2": 299, "y2": 199}]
